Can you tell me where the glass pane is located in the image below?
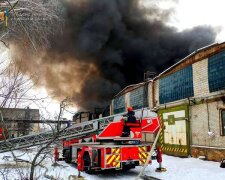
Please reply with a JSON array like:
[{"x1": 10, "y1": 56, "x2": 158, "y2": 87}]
[
  {"x1": 208, "y1": 50, "x2": 225, "y2": 92},
  {"x1": 130, "y1": 86, "x2": 148, "y2": 110},
  {"x1": 159, "y1": 65, "x2": 194, "y2": 104},
  {"x1": 113, "y1": 95, "x2": 125, "y2": 114}
]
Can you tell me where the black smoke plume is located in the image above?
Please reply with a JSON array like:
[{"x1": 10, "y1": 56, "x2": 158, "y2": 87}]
[{"x1": 14, "y1": 0, "x2": 217, "y2": 111}]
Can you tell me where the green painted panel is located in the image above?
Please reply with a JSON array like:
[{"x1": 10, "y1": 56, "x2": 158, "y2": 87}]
[
  {"x1": 158, "y1": 104, "x2": 190, "y2": 157},
  {"x1": 158, "y1": 105, "x2": 189, "y2": 119},
  {"x1": 168, "y1": 115, "x2": 175, "y2": 125}
]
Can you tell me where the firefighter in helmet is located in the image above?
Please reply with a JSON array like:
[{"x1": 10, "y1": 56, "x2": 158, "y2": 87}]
[
  {"x1": 122, "y1": 106, "x2": 136, "y2": 137},
  {"x1": 127, "y1": 106, "x2": 136, "y2": 123}
]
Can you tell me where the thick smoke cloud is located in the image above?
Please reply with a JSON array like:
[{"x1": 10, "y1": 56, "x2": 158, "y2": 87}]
[{"x1": 14, "y1": 0, "x2": 217, "y2": 111}]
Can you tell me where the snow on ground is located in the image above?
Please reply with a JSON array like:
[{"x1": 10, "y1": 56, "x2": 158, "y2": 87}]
[{"x1": 0, "y1": 148, "x2": 224, "y2": 180}]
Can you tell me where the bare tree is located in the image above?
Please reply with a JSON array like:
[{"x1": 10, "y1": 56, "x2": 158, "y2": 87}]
[
  {"x1": 0, "y1": 0, "x2": 64, "y2": 50},
  {"x1": 0, "y1": 1, "x2": 68, "y2": 179},
  {"x1": 0, "y1": 51, "x2": 64, "y2": 179},
  {"x1": 30, "y1": 98, "x2": 70, "y2": 180},
  {"x1": 0, "y1": 59, "x2": 38, "y2": 109},
  {"x1": 0, "y1": 58, "x2": 37, "y2": 179},
  {"x1": 0, "y1": 96, "x2": 70, "y2": 179}
]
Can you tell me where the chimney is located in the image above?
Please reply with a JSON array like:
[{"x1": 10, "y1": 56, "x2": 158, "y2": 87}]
[{"x1": 144, "y1": 71, "x2": 156, "y2": 82}]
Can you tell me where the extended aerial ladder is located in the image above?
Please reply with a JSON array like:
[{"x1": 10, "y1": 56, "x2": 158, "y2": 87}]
[
  {"x1": 0, "y1": 113, "x2": 120, "y2": 153},
  {"x1": 0, "y1": 109, "x2": 156, "y2": 153}
]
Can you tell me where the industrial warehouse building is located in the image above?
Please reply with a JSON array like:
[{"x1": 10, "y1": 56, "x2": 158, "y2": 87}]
[
  {"x1": 110, "y1": 42, "x2": 225, "y2": 161},
  {"x1": 0, "y1": 107, "x2": 40, "y2": 137}
]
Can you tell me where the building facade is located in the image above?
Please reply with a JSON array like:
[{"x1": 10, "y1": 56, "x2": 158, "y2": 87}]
[
  {"x1": 110, "y1": 42, "x2": 225, "y2": 161},
  {"x1": 0, "y1": 107, "x2": 40, "y2": 137}
]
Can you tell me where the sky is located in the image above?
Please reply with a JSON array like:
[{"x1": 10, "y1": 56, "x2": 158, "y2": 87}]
[
  {"x1": 0, "y1": 0, "x2": 225, "y2": 120},
  {"x1": 143, "y1": 0, "x2": 225, "y2": 41}
]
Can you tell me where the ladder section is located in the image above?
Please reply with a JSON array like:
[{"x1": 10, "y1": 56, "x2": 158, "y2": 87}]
[
  {"x1": 0, "y1": 113, "x2": 123, "y2": 153},
  {"x1": 0, "y1": 108, "x2": 155, "y2": 153}
]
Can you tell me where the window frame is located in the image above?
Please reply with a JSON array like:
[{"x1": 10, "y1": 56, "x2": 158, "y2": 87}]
[
  {"x1": 113, "y1": 95, "x2": 125, "y2": 114},
  {"x1": 208, "y1": 50, "x2": 225, "y2": 92},
  {"x1": 130, "y1": 86, "x2": 145, "y2": 110},
  {"x1": 159, "y1": 65, "x2": 194, "y2": 104},
  {"x1": 221, "y1": 109, "x2": 225, "y2": 136}
]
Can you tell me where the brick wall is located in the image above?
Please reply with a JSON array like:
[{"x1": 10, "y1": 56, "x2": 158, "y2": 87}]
[
  {"x1": 190, "y1": 101, "x2": 225, "y2": 148},
  {"x1": 125, "y1": 92, "x2": 130, "y2": 108},
  {"x1": 148, "y1": 82, "x2": 153, "y2": 108},
  {"x1": 154, "y1": 80, "x2": 159, "y2": 106},
  {"x1": 155, "y1": 56, "x2": 225, "y2": 160},
  {"x1": 192, "y1": 57, "x2": 225, "y2": 98},
  {"x1": 192, "y1": 58, "x2": 209, "y2": 97},
  {"x1": 191, "y1": 146, "x2": 225, "y2": 161},
  {"x1": 157, "y1": 56, "x2": 225, "y2": 150}
]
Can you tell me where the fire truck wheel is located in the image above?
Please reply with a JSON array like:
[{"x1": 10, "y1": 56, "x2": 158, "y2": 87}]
[{"x1": 64, "y1": 150, "x2": 71, "y2": 163}]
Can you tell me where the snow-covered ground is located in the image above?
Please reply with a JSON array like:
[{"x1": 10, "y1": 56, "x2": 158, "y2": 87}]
[{"x1": 0, "y1": 148, "x2": 224, "y2": 180}]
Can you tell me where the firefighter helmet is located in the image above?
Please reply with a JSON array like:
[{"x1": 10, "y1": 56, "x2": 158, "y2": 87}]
[{"x1": 127, "y1": 106, "x2": 133, "y2": 112}]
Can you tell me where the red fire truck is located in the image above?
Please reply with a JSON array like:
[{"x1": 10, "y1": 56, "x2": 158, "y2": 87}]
[{"x1": 61, "y1": 109, "x2": 162, "y2": 173}]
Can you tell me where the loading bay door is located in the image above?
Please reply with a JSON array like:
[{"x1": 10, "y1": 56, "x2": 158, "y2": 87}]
[{"x1": 158, "y1": 105, "x2": 190, "y2": 157}]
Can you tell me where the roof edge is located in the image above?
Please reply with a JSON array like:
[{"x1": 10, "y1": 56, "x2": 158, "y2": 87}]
[{"x1": 155, "y1": 41, "x2": 225, "y2": 80}]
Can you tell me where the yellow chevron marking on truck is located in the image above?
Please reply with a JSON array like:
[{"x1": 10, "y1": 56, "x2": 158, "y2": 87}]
[
  {"x1": 106, "y1": 155, "x2": 115, "y2": 165},
  {"x1": 139, "y1": 146, "x2": 148, "y2": 165},
  {"x1": 106, "y1": 147, "x2": 121, "y2": 168}
]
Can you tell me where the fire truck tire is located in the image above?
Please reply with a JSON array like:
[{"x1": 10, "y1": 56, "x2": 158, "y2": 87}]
[{"x1": 64, "y1": 150, "x2": 71, "y2": 163}]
